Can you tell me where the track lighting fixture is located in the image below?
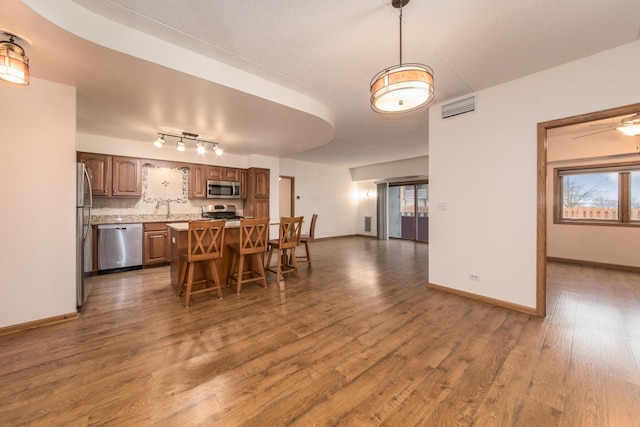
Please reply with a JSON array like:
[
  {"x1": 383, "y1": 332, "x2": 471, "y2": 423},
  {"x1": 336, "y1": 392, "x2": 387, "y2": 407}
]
[{"x1": 153, "y1": 131, "x2": 223, "y2": 155}]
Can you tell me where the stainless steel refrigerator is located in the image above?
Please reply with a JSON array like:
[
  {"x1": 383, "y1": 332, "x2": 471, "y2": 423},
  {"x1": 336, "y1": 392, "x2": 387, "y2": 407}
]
[{"x1": 76, "y1": 163, "x2": 92, "y2": 307}]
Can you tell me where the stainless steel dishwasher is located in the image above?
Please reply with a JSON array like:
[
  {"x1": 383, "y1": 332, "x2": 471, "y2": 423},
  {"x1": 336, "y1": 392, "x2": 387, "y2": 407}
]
[{"x1": 98, "y1": 223, "x2": 143, "y2": 272}]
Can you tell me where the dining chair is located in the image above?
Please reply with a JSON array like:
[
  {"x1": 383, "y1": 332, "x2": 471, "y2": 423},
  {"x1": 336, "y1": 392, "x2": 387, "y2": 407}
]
[
  {"x1": 178, "y1": 220, "x2": 226, "y2": 307},
  {"x1": 296, "y1": 213, "x2": 318, "y2": 270},
  {"x1": 265, "y1": 216, "x2": 303, "y2": 284},
  {"x1": 227, "y1": 217, "x2": 270, "y2": 295}
]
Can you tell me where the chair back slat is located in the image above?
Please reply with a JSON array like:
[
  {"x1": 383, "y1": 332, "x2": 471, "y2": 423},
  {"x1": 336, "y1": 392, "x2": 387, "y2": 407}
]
[
  {"x1": 187, "y1": 220, "x2": 225, "y2": 262},
  {"x1": 239, "y1": 217, "x2": 270, "y2": 254},
  {"x1": 308, "y1": 214, "x2": 318, "y2": 240},
  {"x1": 278, "y1": 216, "x2": 303, "y2": 249}
]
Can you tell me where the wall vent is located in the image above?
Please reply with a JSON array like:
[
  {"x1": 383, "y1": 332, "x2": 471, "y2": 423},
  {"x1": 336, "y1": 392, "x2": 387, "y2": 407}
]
[
  {"x1": 364, "y1": 216, "x2": 372, "y2": 233},
  {"x1": 442, "y1": 96, "x2": 476, "y2": 119}
]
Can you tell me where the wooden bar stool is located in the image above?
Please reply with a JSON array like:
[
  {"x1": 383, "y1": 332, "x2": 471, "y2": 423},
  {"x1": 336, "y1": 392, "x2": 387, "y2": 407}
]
[
  {"x1": 227, "y1": 217, "x2": 270, "y2": 295},
  {"x1": 296, "y1": 213, "x2": 318, "y2": 270},
  {"x1": 265, "y1": 216, "x2": 303, "y2": 284},
  {"x1": 178, "y1": 220, "x2": 226, "y2": 308}
]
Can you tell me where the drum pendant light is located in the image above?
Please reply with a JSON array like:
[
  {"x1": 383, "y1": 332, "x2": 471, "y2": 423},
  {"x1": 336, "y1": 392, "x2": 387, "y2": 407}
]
[
  {"x1": 370, "y1": 0, "x2": 433, "y2": 114},
  {"x1": 0, "y1": 33, "x2": 29, "y2": 85}
]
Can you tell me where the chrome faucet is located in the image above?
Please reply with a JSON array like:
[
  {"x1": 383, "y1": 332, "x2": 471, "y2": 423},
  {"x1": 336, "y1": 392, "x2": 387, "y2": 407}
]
[{"x1": 155, "y1": 200, "x2": 171, "y2": 218}]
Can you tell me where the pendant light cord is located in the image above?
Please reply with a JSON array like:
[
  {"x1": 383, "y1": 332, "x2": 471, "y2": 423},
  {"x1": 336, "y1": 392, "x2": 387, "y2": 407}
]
[{"x1": 399, "y1": 3, "x2": 403, "y2": 65}]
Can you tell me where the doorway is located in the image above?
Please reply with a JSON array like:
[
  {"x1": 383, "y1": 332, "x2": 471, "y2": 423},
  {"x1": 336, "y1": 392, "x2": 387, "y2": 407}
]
[
  {"x1": 537, "y1": 102, "x2": 640, "y2": 317},
  {"x1": 279, "y1": 176, "x2": 295, "y2": 217},
  {"x1": 388, "y1": 181, "x2": 428, "y2": 242}
]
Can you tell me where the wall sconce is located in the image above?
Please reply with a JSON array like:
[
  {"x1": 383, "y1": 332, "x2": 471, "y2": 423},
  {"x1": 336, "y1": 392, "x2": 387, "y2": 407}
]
[
  {"x1": 153, "y1": 131, "x2": 222, "y2": 154},
  {"x1": 0, "y1": 32, "x2": 29, "y2": 85}
]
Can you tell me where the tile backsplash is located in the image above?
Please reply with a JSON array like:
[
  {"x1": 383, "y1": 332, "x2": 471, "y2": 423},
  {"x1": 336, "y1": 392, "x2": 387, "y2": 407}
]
[
  {"x1": 141, "y1": 165, "x2": 189, "y2": 204},
  {"x1": 90, "y1": 164, "x2": 242, "y2": 217}
]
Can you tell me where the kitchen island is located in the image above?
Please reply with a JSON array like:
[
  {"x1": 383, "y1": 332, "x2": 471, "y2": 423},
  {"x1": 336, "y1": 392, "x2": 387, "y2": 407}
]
[
  {"x1": 168, "y1": 220, "x2": 280, "y2": 296},
  {"x1": 167, "y1": 221, "x2": 240, "y2": 296}
]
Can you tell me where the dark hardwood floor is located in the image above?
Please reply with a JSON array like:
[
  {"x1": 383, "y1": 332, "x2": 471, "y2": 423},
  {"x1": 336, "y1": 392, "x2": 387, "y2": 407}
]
[{"x1": 1, "y1": 237, "x2": 639, "y2": 426}]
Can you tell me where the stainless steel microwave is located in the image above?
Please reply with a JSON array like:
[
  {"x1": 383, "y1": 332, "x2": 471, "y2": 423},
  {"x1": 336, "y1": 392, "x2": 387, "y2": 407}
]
[{"x1": 206, "y1": 180, "x2": 241, "y2": 199}]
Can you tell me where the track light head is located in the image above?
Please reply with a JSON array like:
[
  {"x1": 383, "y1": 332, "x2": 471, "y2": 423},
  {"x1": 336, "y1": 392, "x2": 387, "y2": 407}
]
[{"x1": 153, "y1": 134, "x2": 165, "y2": 148}]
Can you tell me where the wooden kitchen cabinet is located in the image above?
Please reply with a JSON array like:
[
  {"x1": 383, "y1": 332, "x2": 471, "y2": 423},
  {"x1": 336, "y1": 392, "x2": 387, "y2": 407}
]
[
  {"x1": 240, "y1": 169, "x2": 247, "y2": 199},
  {"x1": 243, "y1": 167, "x2": 270, "y2": 218},
  {"x1": 206, "y1": 165, "x2": 223, "y2": 180},
  {"x1": 206, "y1": 165, "x2": 240, "y2": 182},
  {"x1": 78, "y1": 152, "x2": 110, "y2": 196},
  {"x1": 223, "y1": 167, "x2": 240, "y2": 181},
  {"x1": 251, "y1": 167, "x2": 270, "y2": 199},
  {"x1": 143, "y1": 222, "x2": 170, "y2": 266},
  {"x1": 78, "y1": 152, "x2": 141, "y2": 197},
  {"x1": 189, "y1": 164, "x2": 206, "y2": 198},
  {"x1": 251, "y1": 199, "x2": 270, "y2": 219},
  {"x1": 112, "y1": 156, "x2": 141, "y2": 197}
]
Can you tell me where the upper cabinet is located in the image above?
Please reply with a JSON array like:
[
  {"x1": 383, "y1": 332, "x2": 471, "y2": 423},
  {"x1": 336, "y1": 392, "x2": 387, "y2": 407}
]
[
  {"x1": 224, "y1": 167, "x2": 240, "y2": 182},
  {"x1": 78, "y1": 152, "x2": 110, "y2": 196},
  {"x1": 189, "y1": 164, "x2": 206, "y2": 199},
  {"x1": 78, "y1": 152, "x2": 141, "y2": 198},
  {"x1": 240, "y1": 169, "x2": 247, "y2": 199},
  {"x1": 112, "y1": 156, "x2": 141, "y2": 197},
  {"x1": 207, "y1": 166, "x2": 240, "y2": 182},
  {"x1": 78, "y1": 151, "x2": 246, "y2": 200},
  {"x1": 251, "y1": 168, "x2": 270, "y2": 199}
]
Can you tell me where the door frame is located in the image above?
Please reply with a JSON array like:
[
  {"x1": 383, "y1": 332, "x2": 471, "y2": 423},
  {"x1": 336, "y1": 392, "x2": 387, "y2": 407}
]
[{"x1": 536, "y1": 102, "x2": 640, "y2": 317}]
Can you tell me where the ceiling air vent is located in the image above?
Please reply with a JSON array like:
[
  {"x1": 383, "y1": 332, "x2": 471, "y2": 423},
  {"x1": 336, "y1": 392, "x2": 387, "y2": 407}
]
[{"x1": 442, "y1": 96, "x2": 476, "y2": 119}]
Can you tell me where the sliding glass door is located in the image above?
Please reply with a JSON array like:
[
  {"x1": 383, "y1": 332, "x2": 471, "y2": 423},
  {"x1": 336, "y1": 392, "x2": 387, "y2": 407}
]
[{"x1": 388, "y1": 181, "x2": 428, "y2": 242}]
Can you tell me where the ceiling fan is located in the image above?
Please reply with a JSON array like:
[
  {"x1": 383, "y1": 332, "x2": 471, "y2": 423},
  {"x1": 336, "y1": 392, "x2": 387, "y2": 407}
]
[{"x1": 573, "y1": 113, "x2": 640, "y2": 139}]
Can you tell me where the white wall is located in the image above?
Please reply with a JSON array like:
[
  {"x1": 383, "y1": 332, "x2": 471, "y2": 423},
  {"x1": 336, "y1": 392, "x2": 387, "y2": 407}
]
[
  {"x1": 356, "y1": 180, "x2": 378, "y2": 237},
  {"x1": 429, "y1": 40, "x2": 640, "y2": 309},
  {"x1": 0, "y1": 78, "x2": 77, "y2": 328},
  {"x1": 279, "y1": 158, "x2": 357, "y2": 238}
]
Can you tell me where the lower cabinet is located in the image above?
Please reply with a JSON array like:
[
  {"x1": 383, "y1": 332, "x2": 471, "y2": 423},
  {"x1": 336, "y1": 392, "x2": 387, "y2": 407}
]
[{"x1": 143, "y1": 223, "x2": 170, "y2": 266}]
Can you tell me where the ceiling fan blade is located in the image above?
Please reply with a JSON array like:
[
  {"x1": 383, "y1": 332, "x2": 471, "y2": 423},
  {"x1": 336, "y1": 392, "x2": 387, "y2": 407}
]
[
  {"x1": 572, "y1": 128, "x2": 616, "y2": 139},
  {"x1": 588, "y1": 122, "x2": 617, "y2": 127},
  {"x1": 588, "y1": 113, "x2": 640, "y2": 127}
]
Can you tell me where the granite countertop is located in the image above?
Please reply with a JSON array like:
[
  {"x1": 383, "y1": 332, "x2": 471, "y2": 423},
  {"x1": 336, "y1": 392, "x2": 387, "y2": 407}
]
[
  {"x1": 167, "y1": 221, "x2": 242, "y2": 231},
  {"x1": 91, "y1": 214, "x2": 203, "y2": 225},
  {"x1": 167, "y1": 220, "x2": 278, "y2": 231},
  {"x1": 92, "y1": 214, "x2": 276, "y2": 228}
]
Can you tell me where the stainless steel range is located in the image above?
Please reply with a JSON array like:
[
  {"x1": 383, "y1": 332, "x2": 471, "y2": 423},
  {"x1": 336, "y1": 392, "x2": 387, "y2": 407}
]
[{"x1": 201, "y1": 204, "x2": 243, "y2": 220}]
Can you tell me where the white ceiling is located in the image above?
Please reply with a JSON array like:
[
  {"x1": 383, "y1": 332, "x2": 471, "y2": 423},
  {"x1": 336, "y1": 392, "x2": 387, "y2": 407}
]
[{"x1": 2, "y1": 0, "x2": 640, "y2": 168}]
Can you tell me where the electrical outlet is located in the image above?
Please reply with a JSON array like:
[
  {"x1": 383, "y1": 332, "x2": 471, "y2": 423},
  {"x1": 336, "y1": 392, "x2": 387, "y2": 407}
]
[{"x1": 469, "y1": 274, "x2": 480, "y2": 281}]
